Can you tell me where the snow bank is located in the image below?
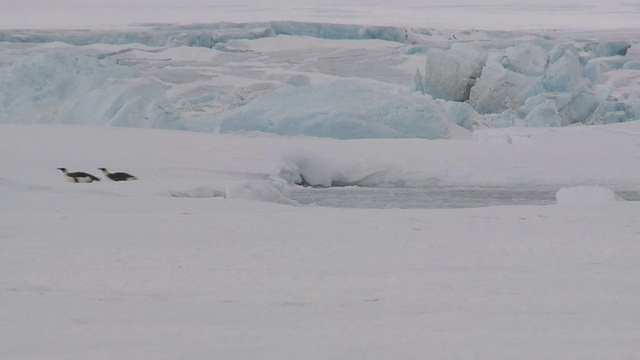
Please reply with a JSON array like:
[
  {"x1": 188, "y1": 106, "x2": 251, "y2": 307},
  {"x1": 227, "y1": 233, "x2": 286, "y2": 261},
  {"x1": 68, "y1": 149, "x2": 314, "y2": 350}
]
[{"x1": 556, "y1": 186, "x2": 624, "y2": 206}]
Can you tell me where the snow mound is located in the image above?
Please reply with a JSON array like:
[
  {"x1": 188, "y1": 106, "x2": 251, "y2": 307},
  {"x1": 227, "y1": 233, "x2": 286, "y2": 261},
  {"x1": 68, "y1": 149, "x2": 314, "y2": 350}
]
[{"x1": 556, "y1": 186, "x2": 625, "y2": 206}]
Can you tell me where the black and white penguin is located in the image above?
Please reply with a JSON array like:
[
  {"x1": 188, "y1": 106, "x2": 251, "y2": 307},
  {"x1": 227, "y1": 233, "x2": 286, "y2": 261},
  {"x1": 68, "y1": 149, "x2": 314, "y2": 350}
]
[
  {"x1": 98, "y1": 168, "x2": 138, "y2": 182},
  {"x1": 57, "y1": 167, "x2": 101, "y2": 183}
]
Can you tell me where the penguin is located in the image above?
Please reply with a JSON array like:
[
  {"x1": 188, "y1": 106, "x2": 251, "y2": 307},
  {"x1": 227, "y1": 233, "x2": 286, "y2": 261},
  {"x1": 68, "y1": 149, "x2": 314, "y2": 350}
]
[
  {"x1": 98, "y1": 168, "x2": 138, "y2": 182},
  {"x1": 57, "y1": 168, "x2": 101, "y2": 183}
]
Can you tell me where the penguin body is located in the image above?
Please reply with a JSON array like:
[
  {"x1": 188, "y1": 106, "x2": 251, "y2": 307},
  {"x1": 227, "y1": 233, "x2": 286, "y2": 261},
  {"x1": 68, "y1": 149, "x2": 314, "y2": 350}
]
[
  {"x1": 57, "y1": 168, "x2": 100, "y2": 183},
  {"x1": 98, "y1": 168, "x2": 138, "y2": 182}
]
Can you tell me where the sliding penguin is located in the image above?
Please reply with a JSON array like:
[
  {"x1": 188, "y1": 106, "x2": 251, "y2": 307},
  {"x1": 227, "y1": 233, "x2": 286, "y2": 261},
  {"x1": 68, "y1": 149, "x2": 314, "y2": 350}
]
[
  {"x1": 98, "y1": 168, "x2": 138, "y2": 182},
  {"x1": 57, "y1": 168, "x2": 101, "y2": 183}
]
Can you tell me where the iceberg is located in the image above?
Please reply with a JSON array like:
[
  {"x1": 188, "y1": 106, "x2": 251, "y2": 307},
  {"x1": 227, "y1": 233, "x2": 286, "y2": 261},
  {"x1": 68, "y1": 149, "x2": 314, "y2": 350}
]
[
  {"x1": 523, "y1": 99, "x2": 561, "y2": 127},
  {"x1": 543, "y1": 45, "x2": 590, "y2": 93},
  {"x1": 593, "y1": 41, "x2": 631, "y2": 58},
  {"x1": 423, "y1": 43, "x2": 487, "y2": 102},
  {"x1": 469, "y1": 61, "x2": 543, "y2": 114},
  {"x1": 499, "y1": 44, "x2": 548, "y2": 76},
  {"x1": 518, "y1": 92, "x2": 598, "y2": 126}
]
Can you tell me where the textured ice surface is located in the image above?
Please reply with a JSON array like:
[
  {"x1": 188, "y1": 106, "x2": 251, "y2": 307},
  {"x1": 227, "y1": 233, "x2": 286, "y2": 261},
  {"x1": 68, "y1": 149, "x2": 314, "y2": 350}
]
[
  {"x1": 470, "y1": 61, "x2": 544, "y2": 115},
  {"x1": 1, "y1": 22, "x2": 639, "y2": 138},
  {"x1": 215, "y1": 81, "x2": 453, "y2": 139},
  {"x1": 423, "y1": 43, "x2": 487, "y2": 102},
  {"x1": 0, "y1": 51, "x2": 182, "y2": 128}
]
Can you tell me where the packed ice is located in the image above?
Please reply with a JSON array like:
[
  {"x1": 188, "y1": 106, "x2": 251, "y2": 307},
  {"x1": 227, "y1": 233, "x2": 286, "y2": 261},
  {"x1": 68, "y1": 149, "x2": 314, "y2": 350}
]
[
  {"x1": 1, "y1": 22, "x2": 639, "y2": 139},
  {"x1": 0, "y1": 51, "x2": 182, "y2": 128}
]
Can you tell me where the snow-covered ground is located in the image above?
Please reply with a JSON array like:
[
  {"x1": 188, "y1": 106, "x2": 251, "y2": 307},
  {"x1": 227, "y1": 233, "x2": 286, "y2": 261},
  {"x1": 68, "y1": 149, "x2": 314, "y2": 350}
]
[
  {"x1": 2, "y1": 122, "x2": 640, "y2": 359},
  {"x1": 2, "y1": 1, "x2": 640, "y2": 359}
]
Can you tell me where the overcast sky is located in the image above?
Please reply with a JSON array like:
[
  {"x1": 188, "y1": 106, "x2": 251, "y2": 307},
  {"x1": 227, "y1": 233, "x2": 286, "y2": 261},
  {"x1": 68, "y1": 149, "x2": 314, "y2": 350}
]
[{"x1": 1, "y1": 0, "x2": 637, "y2": 30}]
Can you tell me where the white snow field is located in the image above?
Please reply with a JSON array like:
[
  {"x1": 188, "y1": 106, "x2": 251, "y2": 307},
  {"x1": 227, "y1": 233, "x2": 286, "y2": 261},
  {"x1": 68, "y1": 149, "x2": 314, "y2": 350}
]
[
  {"x1": 2, "y1": 1, "x2": 640, "y2": 359},
  {"x1": 2, "y1": 123, "x2": 640, "y2": 359}
]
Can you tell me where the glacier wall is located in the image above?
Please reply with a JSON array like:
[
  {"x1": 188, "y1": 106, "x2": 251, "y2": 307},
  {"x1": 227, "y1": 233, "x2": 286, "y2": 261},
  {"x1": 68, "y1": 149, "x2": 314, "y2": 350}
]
[{"x1": 1, "y1": 22, "x2": 639, "y2": 139}]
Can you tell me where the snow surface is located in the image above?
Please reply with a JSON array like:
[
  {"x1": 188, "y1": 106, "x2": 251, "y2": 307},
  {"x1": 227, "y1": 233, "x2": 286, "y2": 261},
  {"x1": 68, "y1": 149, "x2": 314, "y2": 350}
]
[
  {"x1": 2, "y1": 1, "x2": 640, "y2": 359},
  {"x1": 2, "y1": 122, "x2": 640, "y2": 359}
]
